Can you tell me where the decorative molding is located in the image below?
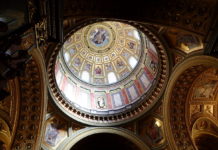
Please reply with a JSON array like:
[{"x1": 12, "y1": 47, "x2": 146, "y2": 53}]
[
  {"x1": 47, "y1": 19, "x2": 169, "y2": 126},
  {"x1": 163, "y1": 55, "x2": 218, "y2": 150},
  {"x1": 192, "y1": 117, "x2": 218, "y2": 138},
  {"x1": 57, "y1": 127, "x2": 150, "y2": 150},
  {"x1": 35, "y1": 18, "x2": 48, "y2": 54},
  {"x1": 11, "y1": 47, "x2": 47, "y2": 150},
  {"x1": 0, "y1": 118, "x2": 11, "y2": 150}
]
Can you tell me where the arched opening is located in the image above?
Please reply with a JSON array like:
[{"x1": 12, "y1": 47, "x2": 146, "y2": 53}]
[
  {"x1": 163, "y1": 55, "x2": 218, "y2": 150},
  {"x1": 64, "y1": 52, "x2": 70, "y2": 62},
  {"x1": 128, "y1": 56, "x2": 137, "y2": 69},
  {"x1": 107, "y1": 72, "x2": 117, "y2": 83},
  {"x1": 57, "y1": 128, "x2": 150, "y2": 150},
  {"x1": 70, "y1": 133, "x2": 141, "y2": 150},
  {"x1": 81, "y1": 71, "x2": 90, "y2": 82},
  {"x1": 195, "y1": 134, "x2": 218, "y2": 150}
]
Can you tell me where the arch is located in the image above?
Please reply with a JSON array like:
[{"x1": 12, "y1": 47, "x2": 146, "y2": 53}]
[
  {"x1": 192, "y1": 117, "x2": 218, "y2": 139},
  {"x1": 11, "y1": 46, "x2": 48, "y2": 149},
  {"x1": 81, "y1": 71, "x2": 90, "y2": 82},
  {"x1": 128, "y1": 56, "x2": 137, "y2": 69},
  {"x1": 107, "y1": 72, "x2": 117, "y2": 83},
  {"x1": 47, "y1": 19, "x2": 169, "y2": 126},
  {"x1": 57, "y1": 127, "x2": 150, "y2": 150},
  {"x1": 0, "y1": 118, "x2": 11, "y2": 150},
  {"x1": 163, "y1": 55, "x2": 218, "y2": 150},
  {"x1": 64, "y1": 52, "x2": 70, "y2": 62}
]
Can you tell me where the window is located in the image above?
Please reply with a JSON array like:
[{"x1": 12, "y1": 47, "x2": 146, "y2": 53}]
[
  {"x1": 78, "y1": 92, "x2": 89, "y2": 108},
  {"x1": 108, "y1": 72, "x2": 117, "y2": 84},
  {"x1": 81, "y1": 71, "x2": 90, "y2": 82},
  {"x1": 64, "y1": 81, "x2": 75, "y2": 101},
  {"x1": 133, "y1": 30, "x2": 140, "y2": 40},
  {"x1": 129, "y1": 56, "x2": 137, "y2": 69},
  {"x1": 64, "y1": 52, "x2": 70, "y2": 62},
  {"x1": 55, "y1": 70, "x2": 63, "y2": 86}
]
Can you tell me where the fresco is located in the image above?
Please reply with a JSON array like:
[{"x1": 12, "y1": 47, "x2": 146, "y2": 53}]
[
  {"x1": 105, "y1": 63, "x2": 113, "y2": 71},
  {"x1": 84, "y1": 62, "x2": 92, "y2": 71},
  {"x1": 193, "y1": 80, "x2": 217, "y2": 99},
  {"x1": 62, "y1": 21, "x2": 149, "y2": 85},
  {"x1": 126, "y1": 85, "x2": 139, "y2": 101},
  {"x1": 53, "y1": 21, "x2": 161, "y2": 116},
  {"x1": 95, "y1": 92, "x2": 107, "y2": 109},
  {"x1": 112, "y1": 92, "x2": 123, "y2": 107},
  {"x1": 90, "y1": 27, "x2": 109, "y2": 46},
  {"x1": 146, "y1": 119, "x2": 163, "y2": 144},
  {"x1": 73, "y1": 57, "x2": 82, "y2": 68},
  {"x1": 116, "y1": 58, "x2": 125, "y2": 70},
  {"x1": 44, "y1": 117, "x2": 67, "y2": 148},
  {"x1": 139, "y1": 72, "x2": 151, "y2": 90},
  {"x1": 94, "y1": 66, "x2": 103, "y2": 76},
  {"x1": 139, "y1": 117, "x2": 165, "y2": 147},
  {"x1": 96, "y1": 96, "x2": 106, "y2": 109},
  {"x1": 164, "y1": 28, "x2": 203, "y2": 53}
]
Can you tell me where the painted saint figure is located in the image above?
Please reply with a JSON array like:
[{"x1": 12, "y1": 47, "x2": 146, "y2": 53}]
[
  {"x1": 128, "y1": 42, "x2": 135, "y2": 49},
  {"x1": 150, "y1": 60, "x2": 157, "y2": 72},
  {"x1": 116, "y1": 59, "x2": 124, "y2": 69},
  {"x1": 85, "y1": 63, "x2": 91, "y2": 71},
  {"x1": 95, "y1": 66, "x2": 102, "y2": 75},
  {"x1": 97, "y1": 96, "x2": 106, "y2": 108},
  {"x1": 90, "y1": 28, "x2": 108, "y2": 45},
  {"x1": 105, "y1": 63, "x2": 113, "y2": 71},
  {"x1": 146, "y1": 120, "x2": 163, "y2": 144},
  {"x1": 74, "y1": 57, "x2": 81, "y2": 67},
  {"x1": 45, "y1": 123, "x2": 59, "y2": 147}
]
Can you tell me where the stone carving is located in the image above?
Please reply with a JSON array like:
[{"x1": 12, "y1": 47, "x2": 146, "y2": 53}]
[
  {"x1": 204, "y1": 105, "x2": 213, "y2": 115},
  {"x1": 35, "y1": 18, "x2": 48, "y2": 49},
  {"x1": 190, "y1": 105, "x2": 201, "y2": 116}
]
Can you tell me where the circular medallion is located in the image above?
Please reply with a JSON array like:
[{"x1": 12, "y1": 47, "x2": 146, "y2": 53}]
[{"x1": 85, "y1": 23, "x2": 115, "y2": 53}]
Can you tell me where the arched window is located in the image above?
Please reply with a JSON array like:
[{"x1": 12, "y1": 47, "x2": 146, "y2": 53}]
[
  {"x1": 55, "y1": 70, "x2": 63, "y2": 86},
  {"x1": 129, "y1": 56, "x2": 137, "y2": 69},
  {"x1": 133, "y1": 30, "x2": 140, "y2": 40},
  {"x1": 108, "y1": 72, "x2": 117, "y2": 84},
  {"x1": 64, "y1": 81, "x2": 75, "y2": 101},
  {"x1": 64, "y1": 52, "x2": 70, "y2": 62},
  {"x1": 78, "y1": 92, "x2": 89, "y2": 108},
  {"x1": 81, "y1": 71, "x2": 90, "y2": 82}
]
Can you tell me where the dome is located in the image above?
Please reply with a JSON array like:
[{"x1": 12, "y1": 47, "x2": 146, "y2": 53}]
[
  {"x1": 61, "y1": 21, "x2": 143, "y2": 85},
  {"x1": 48, "y1": 20, "x2": 168, "y2": 125}
]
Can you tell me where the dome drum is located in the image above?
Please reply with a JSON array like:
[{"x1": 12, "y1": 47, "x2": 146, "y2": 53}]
[{"x1": 48, "y1": 20, "x2": 169, "y2": 126}]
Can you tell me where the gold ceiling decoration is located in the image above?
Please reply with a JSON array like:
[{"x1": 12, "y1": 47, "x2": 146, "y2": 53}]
[
  {"x1": 62, "y1": 21, "x2": 142, "y2": 85},
  {"x1": 48, "y1": 20, "x2": 169, "y2": 126}
]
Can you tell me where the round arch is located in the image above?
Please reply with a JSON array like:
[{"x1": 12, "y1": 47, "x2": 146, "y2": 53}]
[
  {"x1": 57, "y1": 127, "x2": 150, "y2": 150},
  {"x1": 163, "y1": 55, "x2": 218, "y2": 150}
]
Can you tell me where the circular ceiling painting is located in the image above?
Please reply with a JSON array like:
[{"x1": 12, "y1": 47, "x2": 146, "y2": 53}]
[
  {"x1": 48, "y1": 21, "x2": 169, "y2": 126},
  {"x1": 62, "y1": 21, "x2": 142, "y2": 85}
]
